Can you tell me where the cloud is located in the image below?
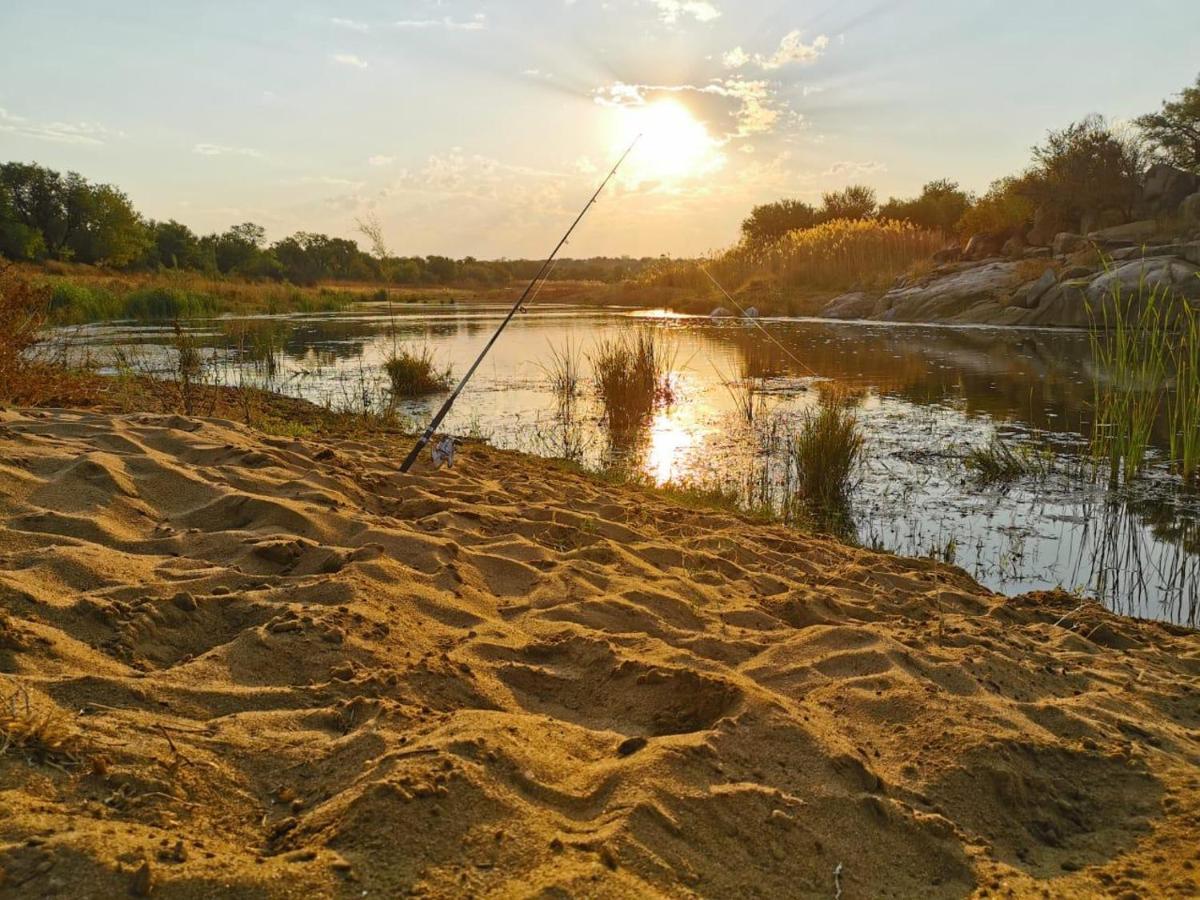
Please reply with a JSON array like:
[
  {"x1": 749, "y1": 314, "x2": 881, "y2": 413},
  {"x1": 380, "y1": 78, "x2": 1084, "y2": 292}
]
[
  {"x1": 652, "y1": 1, "x2": 721, "y2": 24},
  {"x1": 394, "y1": 14, "x2": 486, "y2": 31},
  {"x1": 0, "y1": 107, "x2": 117, "y2": 145},
  {"x1": 193, "y1": 143, "x2": 263, "y2": 158},
  {"x1": 296, "y1": 175, "x2": 366, "y2": 189},
  {"x1": 331, "y1": 53, "x2": 369, "y2": 69},
  {"x1": 367, "y1": 155, "x2": 395, "y2": 167},
  {"x1": 723, "y1": 31, "x2": 829, "y2": 70},
  {"x1": 594, "y1": 78, "x2": 779, "y2": 141},
  {"x1": 330, "y1": 17, "x2": 369, "y2": 32},
  {"x1": 823, "y1": 160, "x2": 886, "y2": 177}
]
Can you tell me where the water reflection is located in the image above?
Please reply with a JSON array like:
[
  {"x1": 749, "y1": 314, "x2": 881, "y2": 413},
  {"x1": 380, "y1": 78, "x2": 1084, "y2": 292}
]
[{"x1": 53, "y1": 304, "x2": 1198, "y2": 625}]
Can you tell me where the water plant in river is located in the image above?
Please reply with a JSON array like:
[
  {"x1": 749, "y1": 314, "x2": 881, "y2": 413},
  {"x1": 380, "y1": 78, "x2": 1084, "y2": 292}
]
[
  {"x1": 1168, "y1": 299, "x2": 1200, "y2": 485},
  {"x1": 590, "y1": 330, "x2": 676, "y2": 436},
  {"x1": 383, "y1": 344, "x2": 453, "y2": 397},
  {"x1": 785, "y1": 386, "x2": 865, "y2": 533},
  {"x1": 1088, "y1": 279, "x2": 1169, "y2": 485},
  {"x1": 539, "y1": 337, "x2": 584, "y2": 404},
  {"x1": 965, "y1": 437, "x2": 1050, "y2": 483}
]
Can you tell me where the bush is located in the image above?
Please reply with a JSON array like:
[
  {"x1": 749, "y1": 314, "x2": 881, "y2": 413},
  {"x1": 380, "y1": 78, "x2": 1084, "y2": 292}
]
[
  {"x1": 0, "y1": 266, "x2": 49, "y2": 402},
  {"x1": 956, "y1": 177, "x2": 1035, "y2": 238},
  {"x1": 384, "y1": 345, "x2": 452, "y2": 397},
  {"x1": 879, "y1": 180, "x2": 971, "y2": 234}
]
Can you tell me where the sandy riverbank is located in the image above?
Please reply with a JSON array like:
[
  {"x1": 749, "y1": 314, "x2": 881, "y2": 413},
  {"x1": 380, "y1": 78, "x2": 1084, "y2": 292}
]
[{"x1": 0, "y1": 407, "x2": 1196, "y2": 898}]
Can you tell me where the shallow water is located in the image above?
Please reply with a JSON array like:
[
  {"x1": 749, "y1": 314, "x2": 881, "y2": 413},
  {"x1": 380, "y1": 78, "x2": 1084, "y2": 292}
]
[{"x1": 55, "y1": 301, "x2": 1200, "y2": 625}]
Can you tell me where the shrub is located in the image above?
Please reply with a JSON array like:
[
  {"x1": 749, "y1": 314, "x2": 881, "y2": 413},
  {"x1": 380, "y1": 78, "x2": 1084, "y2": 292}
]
[
  {"x1": 384, "y1": 345, "x2": 452, "y2": 397},
  {"x1": 956, "y1": 177, "x2": 1035, "y2": 237},
  {"x1": 0, "y1": 266, "x2": 49, "y2": 402}
]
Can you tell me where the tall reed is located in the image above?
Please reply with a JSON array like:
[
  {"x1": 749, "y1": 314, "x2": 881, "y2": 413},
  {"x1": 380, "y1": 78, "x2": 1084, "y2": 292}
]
[
  {"x1": 590, "y1": 330, "x2": 676, "y2": 435},
  {"x1": 1169, "y1": 301, "x2": 1200, "y2": 485},
  {"x1": 383, "y1": 344, "x2": 452, "y2": 397},
  {"x1": 786, "y1": 385, "x2": 865, "y2": 531}
]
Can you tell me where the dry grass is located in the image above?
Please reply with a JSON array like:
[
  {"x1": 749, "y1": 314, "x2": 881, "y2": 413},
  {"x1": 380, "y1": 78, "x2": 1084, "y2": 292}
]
[
  {"x1": 539, "y1": 338, "x2": 585, "y2": 404},
  {"x1": 642, "y1": 218, "x2": 945, "y2": 300},
  {"x1": 0, "y1": 682, "x2": 85, "y2": 767},
  {"x1": 383, "y1": 345, "x2": 453, "y2": 397}
]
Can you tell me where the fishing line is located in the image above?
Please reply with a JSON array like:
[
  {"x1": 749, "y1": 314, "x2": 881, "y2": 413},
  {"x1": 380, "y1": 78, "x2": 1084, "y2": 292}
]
[
  {"x1": 399, "y1": 135, "x2": 641, "y2": 472},
  {"x1": 699, "y1": 265, "x2": 820, "y2": 378}
]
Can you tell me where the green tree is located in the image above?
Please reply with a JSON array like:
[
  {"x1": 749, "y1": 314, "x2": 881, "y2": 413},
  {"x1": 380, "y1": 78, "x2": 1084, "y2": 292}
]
[
  {"x1": 66, "y1": 183, "x2": 148, "y2": 266},
  {"x1": 879, "y1": 180, "x2": 971, "y2": 233},
  {"x1": 214, "y1": 222, "x2": 267, "y2": 274},
  {"x1": 740, "y1": 199, "x2": 819, "y2": 245},
  {"x1": 819, "y1": 185, "x2": 877, "y2": 221},
  {"x1": 1136, "y1": 73, "x2": 1200, "y2": 173},
  {"x1": 151, "y1": 220, "x2": 203, "y2": 269}
]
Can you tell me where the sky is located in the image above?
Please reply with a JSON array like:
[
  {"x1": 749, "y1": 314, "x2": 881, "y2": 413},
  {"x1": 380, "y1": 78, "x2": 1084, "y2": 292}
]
[{"x1": 2, "y1": 1, "x2": 1198, "y2": 259}]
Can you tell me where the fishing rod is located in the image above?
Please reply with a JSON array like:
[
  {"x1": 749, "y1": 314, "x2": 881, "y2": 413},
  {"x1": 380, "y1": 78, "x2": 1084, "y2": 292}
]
[{"x1": 399, "y1": 135, "x2": 640, "y2": 473}]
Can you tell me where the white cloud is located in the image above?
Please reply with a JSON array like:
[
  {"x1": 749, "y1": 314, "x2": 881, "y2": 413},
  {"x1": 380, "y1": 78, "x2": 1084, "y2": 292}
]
[
  {"x1": 297, "y1": 175, "x2": 366, "y2": 189},
  {"x1": 330, "y1": 17, "x2": 369, "y2": 32},
  {"x1": 394, "y1": 14, "x2": 486, "y2": 31},
  {"x1": 367, "y1": 155, "x2": 395, "y2": 167},
  {"x1": 193, "y1": 143, "x2": 263, "y2": 158},
  {"x1": 723, "y1": 31, "x2": 830, "y2": 70},
  {"x1": 0, "y1": 107, "x2": 117, "y2": 145},
  {"x1": 652, "y1": 1, "x2": 721, "y2": 24},
  {"x1": 594, "y1": 78, "x2": 780, "y2": 141},
  {"x1": 823, "y1": 160, "x2": 886, "y2": 177},
  {"x1": 331, "y1": 53, "x2": 369, "y2": 69}
]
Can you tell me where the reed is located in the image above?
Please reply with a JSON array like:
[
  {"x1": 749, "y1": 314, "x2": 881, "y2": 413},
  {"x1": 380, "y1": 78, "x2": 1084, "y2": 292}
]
[
  {"x1": 1088, "y1": 278, "x2": 1170, "y2": 485},
  {"x1": 539, "y1": 337, "x2": 584, "y2": 404},
  {"x1": 786, "y1": 386, "x2": 865, "y2": 521},
  {"x1": 965, "y1": 437, "x2": 1049, "y2": 483},
  {"x1": 1169, "y1": 300, "x2": 1200, "y2": 485},
  {"x1": 383, "y1": 344, "x2": 453, "y2": 397},
  {"x1": 590, "y1": 330, "x2": 676, "y2": 435}
]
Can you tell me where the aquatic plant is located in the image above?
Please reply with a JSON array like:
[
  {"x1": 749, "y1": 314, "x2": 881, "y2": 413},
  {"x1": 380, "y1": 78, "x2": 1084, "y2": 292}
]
[
  {"x1": 965, "y1": 437, "x2": 1050, "y2": 483},
  {"x1": 785, "y1": 386, "x2": 865, "y2": 528},
  {"x1": 1168, "y1": 299, "x2": 1200, "y2": 485},
  {"x1": 383, "y1": 344, "x2": 453, "y2": 397},
  {"x1": 590, "y1": 330, "x2": 676, "y2": 435},
  {"x1": 539, "y1": 337, "x2": 584, "y2": 404}
]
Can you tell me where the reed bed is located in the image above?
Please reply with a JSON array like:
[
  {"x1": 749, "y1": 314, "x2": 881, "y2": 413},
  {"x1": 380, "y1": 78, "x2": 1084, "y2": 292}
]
[
  {"x1": 590, "y1": 330, "x2": 676, "y2": 435},
  {"x1": 1169, "y1": 302, "x2": 1200, "y2": 484},
  {"x1": 384, "y1": 345, "x2": 453, "y2": 397},
  {"x1": 641, "y1": 218, "x2": 944, "y2": 297}
]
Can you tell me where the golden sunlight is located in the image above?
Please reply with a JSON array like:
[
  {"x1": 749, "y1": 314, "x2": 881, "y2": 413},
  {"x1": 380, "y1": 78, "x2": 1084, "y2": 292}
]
[{"x1": 617, "y1": 100, "x2": 724, "y2": 184}]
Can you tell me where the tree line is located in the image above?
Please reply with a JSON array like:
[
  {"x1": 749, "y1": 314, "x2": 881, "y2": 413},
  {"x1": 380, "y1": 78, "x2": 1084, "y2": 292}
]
[
  {"x1": 0, "y1": 163, "x2": 653, "y2": 286},
  {"x1": 740, "y1": 72, "x2": 1200, "y2": 246}
]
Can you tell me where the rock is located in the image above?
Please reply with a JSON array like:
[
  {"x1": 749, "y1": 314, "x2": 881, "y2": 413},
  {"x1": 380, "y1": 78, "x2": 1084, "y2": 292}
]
[
  {"x1": 171, "y1": 592, "x2": 197, "y2": 612},
  {"x1": 741, "y1": 306, "x2": 759, "y2": 318},
  {"x1": 819, "y1": 291, "x2": 876, "y2": 320},
  {"x1": 1181, "y1": 242, "x2": 1200, "y2": 266},
  {"x1": 1139, "y1": 163, "x2": 1199, "y2": 218},
  {"x1": 1023, "y1": 247, "x2": 1051, "y2": 259},
  {"x1": 130, "y1": 861, "x2": 153, "y2": 897},
  {"x1": 1081, "y1": 209, "x2": 1126, "y2": 235},
  {"x1": 1060, "y1": 265, "x2": 1094, "y2": 280},
  {"x1": 1087, "y1": 219, "x2": 1160, "y2": 246},
  {"x1": 1001, "y1": 234, "x2": 1026, "y2": 258},
  {"x1": 964, "y1": 234, "x2": 1001, "y2": 260},
  {"x1": 932, "y1": 246, "x2": 962, "y2": 263},
  {"x1": 1086, "y1": 257, "x2": 1200, "y2": 308},
  {"x1": 1026, "y1": 268, "x2": 1057, "y2": 307},
  {"x1": 708, "y1": 307, "x2": 732, "y2": 318},
  {"x1": 1053, "y1": 232, "x2": 1086, "y2": 256},
  {"x1": 1024, "y1": 280, "x2": 1092, "y2": 328},
  {"x1": 1181, "y1": 192, "x2": 1200, "y2": 226},
  {"x1": 877, "y1": 261, "x2": 1023, "y2": 322}
]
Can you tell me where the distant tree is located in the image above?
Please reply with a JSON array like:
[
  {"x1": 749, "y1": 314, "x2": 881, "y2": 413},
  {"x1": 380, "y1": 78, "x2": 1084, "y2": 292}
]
[
  {"x1": 955, "y1": 176, "x2": 1035, "y2": 237},
  {"x1": 878, "y1": 179, "x2": 971, "y2": 233},
  {"x1": 66, "y1": 183, "x2": 148, "y2": 266},
  {"x1": 150, "y1": 220, "x2": 203, "y2": 269},
  {"x1": 0, "y1": 184, "x2": 45, "y2": 260},
  {"x1": 423, "y1": 255, "x2": 457, "y2": 283},
  {"x1": 1136, "y1": 73, "x2": 1200, "y2": 173},
  {"x1": 1025, "y1": 114, "x2": 1142, "y2": 228},
  {"x1": 214, "y1": 222, "x2": 267, "y2": 274},
  {"x1": 740, "y1": 199, "x2": 819, "y2": 245},
  {"x1": 819, "y1": 185, "x2": 877, "y2": 221},
  {"x1": 0, "y1": 163, "x2": 91, "y2": 257}
]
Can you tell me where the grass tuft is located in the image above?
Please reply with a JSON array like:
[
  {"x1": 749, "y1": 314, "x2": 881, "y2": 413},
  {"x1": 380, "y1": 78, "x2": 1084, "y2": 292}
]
[
  {"x1": 384, "y1": 345, "x2": 453, "y2": 397},
  {"x1": 786, "y1": 386, "x2": 865, "y2": 527},
  {"x1": 590, "y1": 330, "x2": 676, "y2": 435}
]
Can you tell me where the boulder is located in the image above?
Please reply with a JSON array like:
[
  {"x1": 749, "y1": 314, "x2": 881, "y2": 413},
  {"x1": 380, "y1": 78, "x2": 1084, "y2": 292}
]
[
  {"x1": 1025, "y1": 268, "x2": 1057, "y2": 307},
  {"x1": 1060, "y1": 265, "x2": 1095, "y2": 280},
  {"x1": 1182, "y1": 192, "x2": 1200, "y2": 226},
  {"x1": 709, "y1": 307, "x2": 732, "y2": 318},
  {"x1": 932, "y1": 246, "x2": 962, "y2": 264},
  {"x1": 1053, "y1": 232, "x2": 1086, "y2": 256},
  {"x1": 1087, "y1": 219, "x2": 1160, "y2": 246},
  {"x1": 1023, "y1": 247, "x2": 1052, "y2": 259},
  {"x1": 1026, "y1": 206, "x2": 1056, "y2": 247},
  {"x1": 1086, "y1": 258, "x2": 1200, "y2": 307},
  {"x1": 742, "y1": 306, "x2": 760, "y2": 318},
  {"x1": 1139, "y1": 163, "x2": 1199, "y2": 218},
  {"x1": 964, "y1": 234, "x2": 1001, "y2": 260},
  {"x1": 819, "y1": 292, "x2": 876, "y2": 320},
  {"x1": 1002, "y1": 234, "x2": 1027, "y2": 258},
  {"x1": 876, "y1": 261, "x2": 1023, "y2": 322},
  {"x1": 1181, "y1": 242, "x2": 1200, "y2": 266}
]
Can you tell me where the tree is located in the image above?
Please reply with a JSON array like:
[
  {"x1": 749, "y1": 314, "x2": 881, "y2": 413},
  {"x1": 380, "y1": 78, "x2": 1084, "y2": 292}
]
[
  {"x1": 879, "y1": 180, "x2": 972, "y2": 233},
  {"x1": 956, "y1": 176, "x2": 1034, "y2": 237},
  {"x1": 0, "y1": 163, "x2": 91, "y2": 257},
  {"x1": 151, "y1": 220, "x2": 204, "y2": 269},
  {"x1": 66, "y1": 183, "x2": 148, "y2": 266},
  {"x1": 740, "y1": 199, "x2": 818, "y2": 245},
  {"x1": 1136, "y1": 73, "x2": 1200, "y2": 173},
  {"x1": 214, "y1": 222, "x2": 267, "y2": 274},
  {"x1": 819, "y1": 185, "x2": 877, "y2": 221},
  {"x1": 1025, "y1": 114, "x2": 1142, "y2": 228}
]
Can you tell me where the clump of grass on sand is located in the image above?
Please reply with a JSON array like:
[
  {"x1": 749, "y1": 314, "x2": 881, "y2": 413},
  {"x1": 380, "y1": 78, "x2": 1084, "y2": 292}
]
[
  {"x1": 1, "y1": 683, "x2": 85, "y2": 766},
  {"x1": 590, "y1": 330, "x2": 676, "y2": 434},
  {"x1": 384, "y1": 345, "x2": 453, "y2": 397}
]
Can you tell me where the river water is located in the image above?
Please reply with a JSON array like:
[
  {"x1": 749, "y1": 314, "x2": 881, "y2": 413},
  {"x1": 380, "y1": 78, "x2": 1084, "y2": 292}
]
[{"x1": 56, "y1": 301, "x2": 1200, "y2": 625}]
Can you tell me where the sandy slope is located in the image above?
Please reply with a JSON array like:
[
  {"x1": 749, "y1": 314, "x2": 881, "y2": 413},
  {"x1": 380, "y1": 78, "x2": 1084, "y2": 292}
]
[{"x1": 0, "y1": 408, "x2": 1196, "y2": 898}]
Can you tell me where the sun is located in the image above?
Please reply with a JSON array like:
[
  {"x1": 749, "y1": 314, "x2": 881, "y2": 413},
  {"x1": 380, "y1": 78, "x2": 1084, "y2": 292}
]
[{"x1": 616, "y1": 100, "x2": 724, "y2": 184}]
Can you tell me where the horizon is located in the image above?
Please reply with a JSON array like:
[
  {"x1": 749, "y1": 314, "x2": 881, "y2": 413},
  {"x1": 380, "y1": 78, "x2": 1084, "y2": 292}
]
[{"x1": 3, "y1": 1, "x2": 1199, "y2": 259}]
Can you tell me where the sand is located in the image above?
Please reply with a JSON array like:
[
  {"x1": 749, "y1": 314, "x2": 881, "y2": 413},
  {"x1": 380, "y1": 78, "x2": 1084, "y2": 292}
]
[{"x1": 0, "y1": 407, "x2": 1196, "y2": 898}]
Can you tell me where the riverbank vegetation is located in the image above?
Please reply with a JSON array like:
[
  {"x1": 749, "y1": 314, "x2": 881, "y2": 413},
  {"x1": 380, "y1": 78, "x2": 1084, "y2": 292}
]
[{"x1": 384, "y1": 345, "x2": 453, "y2": 398}]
